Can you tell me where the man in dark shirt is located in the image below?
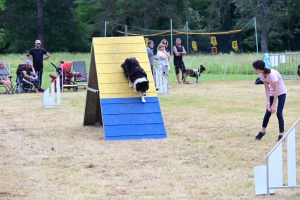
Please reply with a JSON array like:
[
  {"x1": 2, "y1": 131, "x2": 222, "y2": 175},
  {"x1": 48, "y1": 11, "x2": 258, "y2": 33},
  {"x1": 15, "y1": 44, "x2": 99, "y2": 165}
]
[
  {"x1": 29, "y1": 39, "x2": 51, "y2": 88},
  {"x1": 20, "y1": 60, "x2": 45, "y2": 93},
  {"x1": 173, "y1": 38, "x2": 188, "y2": 84}
]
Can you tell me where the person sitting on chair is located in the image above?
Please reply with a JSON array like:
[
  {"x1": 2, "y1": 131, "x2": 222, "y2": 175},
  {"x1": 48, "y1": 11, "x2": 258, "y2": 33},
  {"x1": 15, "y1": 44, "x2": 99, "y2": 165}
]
[
  {"x1": 20, "y1": 60, "x2": 45, "y2": 93},
  {"x1": 0, "y1": 60, "x2": 13, "y2": 94}
]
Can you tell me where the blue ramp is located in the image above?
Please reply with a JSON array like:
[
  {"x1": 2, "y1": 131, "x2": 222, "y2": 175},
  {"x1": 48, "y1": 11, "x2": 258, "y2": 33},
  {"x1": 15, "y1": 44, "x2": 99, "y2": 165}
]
[{"x1": 101, "y1": 97, "x2": 167, "y2": 141}]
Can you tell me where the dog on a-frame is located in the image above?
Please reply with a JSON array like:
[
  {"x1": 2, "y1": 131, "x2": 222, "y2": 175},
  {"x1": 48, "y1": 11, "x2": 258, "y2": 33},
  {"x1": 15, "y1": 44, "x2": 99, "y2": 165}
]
[{"x1": 121, "y1": 58, "x2": 149, "y2": 103}]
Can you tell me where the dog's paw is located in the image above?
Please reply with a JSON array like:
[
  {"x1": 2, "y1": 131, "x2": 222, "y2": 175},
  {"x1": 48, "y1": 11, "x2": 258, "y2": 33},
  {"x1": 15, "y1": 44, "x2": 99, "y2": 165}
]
[
  {"x1": 134, "y1": 90, "x2": 138, "y2": 93},
  {"x1": 129, "y1": 83, "x2": 133, "y2": 88},
  {"x1": 141, "y1": 96, "x2": 146, "y2": 103},
  {"x1": 142, "y1": 92, "x2": 146, "y2": 96}
]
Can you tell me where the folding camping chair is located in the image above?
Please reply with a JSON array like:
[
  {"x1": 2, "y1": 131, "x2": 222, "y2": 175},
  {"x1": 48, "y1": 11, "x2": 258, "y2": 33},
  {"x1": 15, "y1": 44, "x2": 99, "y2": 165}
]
[
  {"x1": 15, "y1": 64, "x2": 36, "y2": 93},
  {"x1": 72, "y1": 61, "x2": 87, "y2": 89},
  {"x1": 0, "y1": 62, "x2": 15, "y2": 94},
  {"x1": 0, "y1": 76, "x2": 14, "y2": 94}
]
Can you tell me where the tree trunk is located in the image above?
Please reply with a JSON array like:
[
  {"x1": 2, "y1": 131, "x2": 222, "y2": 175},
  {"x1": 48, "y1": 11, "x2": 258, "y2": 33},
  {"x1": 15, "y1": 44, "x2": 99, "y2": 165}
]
[
  {"x1": 143, "y1": 0, "x2": 148, "y2": 28},
  {"x1": 143, "y1": 11, "x2": 148, "y2": 29},
  {"x1": 37, "y1": 0, "x2": 44, "y2": 47},
  {"x1": 260, "y1": 0, "x2": 268, "y2": 53}
]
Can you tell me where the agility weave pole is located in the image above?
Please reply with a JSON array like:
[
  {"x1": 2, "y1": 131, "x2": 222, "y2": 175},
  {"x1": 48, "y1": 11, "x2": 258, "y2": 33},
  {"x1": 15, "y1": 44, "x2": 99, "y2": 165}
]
[
  {"x1": 83, "y1": 36, "x2": 167, "y2": 141},
  {"x1": 154, "y1": 67, "x2": 169, "y2": 95},
  {"x1": 43, "y1": 75, "x2": 62, "y2": 108}
]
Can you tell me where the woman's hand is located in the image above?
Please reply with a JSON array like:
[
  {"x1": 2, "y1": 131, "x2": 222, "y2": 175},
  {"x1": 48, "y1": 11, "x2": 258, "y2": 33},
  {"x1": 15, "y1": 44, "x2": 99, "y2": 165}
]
[{"x1": 271, "y1": 105, "x2": 276, "y2": 114}]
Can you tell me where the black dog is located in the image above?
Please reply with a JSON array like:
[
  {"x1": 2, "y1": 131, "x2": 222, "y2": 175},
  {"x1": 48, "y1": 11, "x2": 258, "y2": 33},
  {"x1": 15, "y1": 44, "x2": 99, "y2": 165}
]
[
  {"x1": 121, "y1": 58, "x2": 149, "y2": 103},
  {"x1": 182, "y1": 65, "x2": 206, "y2": 83}
]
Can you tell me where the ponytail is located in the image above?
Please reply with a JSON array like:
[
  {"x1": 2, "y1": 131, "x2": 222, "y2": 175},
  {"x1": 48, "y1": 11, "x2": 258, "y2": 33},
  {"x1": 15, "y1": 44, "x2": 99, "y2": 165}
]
[{"x1": 263, "y1": 68, "x2": 271, "y2": 74}]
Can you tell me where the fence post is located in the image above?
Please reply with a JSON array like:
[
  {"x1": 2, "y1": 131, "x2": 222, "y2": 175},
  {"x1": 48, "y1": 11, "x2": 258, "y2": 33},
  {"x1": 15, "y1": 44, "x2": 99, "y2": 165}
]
[{"x1": 170, "y1": 19, "x2": 173, "y2": 56}]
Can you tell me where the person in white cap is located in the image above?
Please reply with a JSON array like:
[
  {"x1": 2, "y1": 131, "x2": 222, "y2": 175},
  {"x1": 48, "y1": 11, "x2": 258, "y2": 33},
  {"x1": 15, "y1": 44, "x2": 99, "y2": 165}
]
[
  {"x1": 28, "y1": 39, "x2": 50, "y2": 88},
  {"x1": 19, "y1": 60, "x2": 45, "y2": 93}
]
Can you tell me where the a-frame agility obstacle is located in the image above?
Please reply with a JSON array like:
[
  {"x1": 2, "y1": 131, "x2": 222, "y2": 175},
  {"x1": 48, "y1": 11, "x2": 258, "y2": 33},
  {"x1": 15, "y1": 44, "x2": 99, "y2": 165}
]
[{"x1": 83, "y1": 36, "x2": 167, "y2": 141}]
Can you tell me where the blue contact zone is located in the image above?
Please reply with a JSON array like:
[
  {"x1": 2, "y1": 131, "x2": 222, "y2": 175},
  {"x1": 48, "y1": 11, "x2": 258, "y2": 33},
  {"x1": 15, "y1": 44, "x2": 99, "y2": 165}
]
[{"x1": 100, "y1": 97, "x2": 167, "y2": 141}]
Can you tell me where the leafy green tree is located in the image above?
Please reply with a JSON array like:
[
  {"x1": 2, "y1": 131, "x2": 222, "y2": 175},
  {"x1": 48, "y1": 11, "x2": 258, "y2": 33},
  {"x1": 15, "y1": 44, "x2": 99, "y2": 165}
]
[
  {"x1": 0, "y1": 0, "x2": 89, "y2": 53},
  {"x1": 233, "y1": 0, "x2": 300, "y2": 52},
  {"x1": 74, "y1": 0, "x2": 209, "y2": 38},
  {"x1": 1, "y1": 0, "x2": 300, "y2": 53},
  {"x1": 0, "y1": 0, "x2": 4, "y2": 10}
]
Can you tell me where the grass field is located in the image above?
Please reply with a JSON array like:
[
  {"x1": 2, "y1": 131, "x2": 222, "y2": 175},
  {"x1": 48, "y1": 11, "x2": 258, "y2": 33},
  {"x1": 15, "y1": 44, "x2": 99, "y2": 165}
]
[{"x1": 1, "y1": 77, "x2": 300, "y2": 199}]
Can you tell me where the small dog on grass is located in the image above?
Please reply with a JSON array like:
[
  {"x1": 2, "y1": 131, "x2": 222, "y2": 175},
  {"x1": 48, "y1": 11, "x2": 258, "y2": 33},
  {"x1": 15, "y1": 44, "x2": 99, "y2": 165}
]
[
  {"x1": 121, "y1": 58, "x2": 149, "y2": 103},
  {"x1": 182, "y1": 64, "x2": 206, "y2": 83}
]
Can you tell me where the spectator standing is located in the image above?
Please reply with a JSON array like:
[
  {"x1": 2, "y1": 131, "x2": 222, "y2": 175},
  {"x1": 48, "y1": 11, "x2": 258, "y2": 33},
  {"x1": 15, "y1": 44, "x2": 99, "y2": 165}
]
[
  {"x1": 161, "y1": 39, "x2": 170, "y2": 72},
  {"x1": 29, "y1": 39, "x2": 50, "y2": 88},
  {"x1": 157, "y1": 43, "x2": 170, "y2": 80},
  {"x1": 173, "y1": 38, "x2": 188, "y2": 84},
  {"x1": 146, "y1": 40, "x2": 157, "y2": 88}
]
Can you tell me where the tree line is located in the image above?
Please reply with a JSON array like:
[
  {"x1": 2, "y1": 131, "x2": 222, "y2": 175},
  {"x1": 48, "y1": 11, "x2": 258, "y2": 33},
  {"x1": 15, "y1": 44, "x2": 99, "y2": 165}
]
[{"x1": 0, "y1": 0, "x2": 299, "y2": 53}]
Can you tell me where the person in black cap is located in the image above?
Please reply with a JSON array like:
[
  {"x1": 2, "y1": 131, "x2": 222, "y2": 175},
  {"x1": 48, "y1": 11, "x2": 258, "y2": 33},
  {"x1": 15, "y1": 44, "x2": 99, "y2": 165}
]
[
  {"x1": 29, "y1": 39, "x2": 50, "y2": 88},
  {"x1": 20, "y1": 60, "x2": 45, "y2": 93}
]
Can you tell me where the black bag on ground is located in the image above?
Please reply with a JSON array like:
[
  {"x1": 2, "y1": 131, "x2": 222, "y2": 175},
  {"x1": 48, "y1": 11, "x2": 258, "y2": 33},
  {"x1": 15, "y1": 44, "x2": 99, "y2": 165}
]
[{"x1": 255, "y1": 77, "x2": 263, "y2": 84}]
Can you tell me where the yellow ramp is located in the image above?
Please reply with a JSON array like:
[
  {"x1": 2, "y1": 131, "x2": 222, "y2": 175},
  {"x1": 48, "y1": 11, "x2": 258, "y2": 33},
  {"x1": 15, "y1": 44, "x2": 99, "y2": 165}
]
[{"x1": 93, "y1": 36, "x2": 157, "y2": 98}]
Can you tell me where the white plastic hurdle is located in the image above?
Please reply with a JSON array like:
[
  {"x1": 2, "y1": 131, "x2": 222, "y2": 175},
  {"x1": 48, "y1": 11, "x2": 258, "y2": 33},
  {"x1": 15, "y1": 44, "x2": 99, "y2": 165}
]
[
  {"x1": 154, "y1": 67, "x2": 169, "y2": 95},
  {"x1": 254, "y1": 118, "x2": 300, "y2": 195},
  {"x1": 42, "y1": 75, "x2": 62, "y2": 108}
]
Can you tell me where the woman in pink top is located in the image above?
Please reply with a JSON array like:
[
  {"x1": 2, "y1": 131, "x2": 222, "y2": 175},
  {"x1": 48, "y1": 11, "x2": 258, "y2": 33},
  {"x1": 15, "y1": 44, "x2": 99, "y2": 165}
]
[{"x1": 252, "y1": 60, "x2": 287, "y2": 141}]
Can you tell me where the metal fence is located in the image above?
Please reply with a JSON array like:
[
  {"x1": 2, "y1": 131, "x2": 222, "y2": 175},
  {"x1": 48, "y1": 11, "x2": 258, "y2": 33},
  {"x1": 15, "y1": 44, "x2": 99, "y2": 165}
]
[{"x1": 269, "y1": 53, "x2": 300, "y2": 79}]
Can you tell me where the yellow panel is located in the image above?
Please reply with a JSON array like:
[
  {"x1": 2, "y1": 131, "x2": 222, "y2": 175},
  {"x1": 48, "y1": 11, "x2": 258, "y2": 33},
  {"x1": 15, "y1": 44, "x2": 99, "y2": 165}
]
[
  {"x1": 93, "y1": 36, "x2": 144, "y2": 45},
  {"x1": 96, "y1": 62, "x2": 150, "y2": 73},
  {"x1": 98, "y1": 73, "x2": 154, "y2": 84},
  {"x1": 95, "y1": 53, "x2": 149, "y2": 64},
  {"x1": 232, "y1": 40, "x2": 238, "y2": 51},
  {"x1": 98, "y1": 83, "x2": 156, "y2": 95},
  {"x1": 211, "y1": 36, "x2": 217, "y2": 46},
  {"x1": 100, "y1": 92, "x2": 157, "y2": 98},
  {"x1": 192, "y1": 41, "x2": 198, "y2": 51},
  {"x1": 94, "y1": 44, "x2": 148, "y2": 54},
  {"x1": 144, "y1": 38, "x2": 149, "y2": 46},
  {"x1": 92, "y1": 36, "x2": 157, "y2": 98},
  {"x1": 97, "y1": 63, "x2": 151, "y2": 75}
]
